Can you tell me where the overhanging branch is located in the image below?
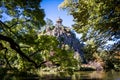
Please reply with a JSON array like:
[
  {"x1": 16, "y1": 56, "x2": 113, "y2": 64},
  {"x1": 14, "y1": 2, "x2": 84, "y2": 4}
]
[{"x1": 0, "y1": 34, "x2": 39, "y2": 68}]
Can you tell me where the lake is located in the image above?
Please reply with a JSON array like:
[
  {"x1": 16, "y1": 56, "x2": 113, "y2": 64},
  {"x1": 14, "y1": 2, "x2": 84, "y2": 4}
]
[
  {"x1": 39, "y1": 71, "x2": 120, "y2": 80},
  {"x1": 1, "y1": 70, "x2": 120, "y2": 80}
]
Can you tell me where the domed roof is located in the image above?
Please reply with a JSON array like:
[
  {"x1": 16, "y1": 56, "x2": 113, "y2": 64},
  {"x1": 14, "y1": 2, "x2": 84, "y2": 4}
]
[{"x1": 56, "y1": 17, "x2": 63, "y2": 22}]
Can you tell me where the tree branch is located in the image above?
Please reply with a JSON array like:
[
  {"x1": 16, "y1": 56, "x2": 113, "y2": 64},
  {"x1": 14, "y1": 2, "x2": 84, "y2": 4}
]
[
  {"x1": 10, "y1": 19, "x2": 30, "y2": 28},
  {"x1": 0, "y1": 34, "x2": 38, "y2": 68},
  {"x1": 0, "y1": 20, "x2": 10, "y2": 28},
  {"x1": 3, "y1": 47, "x2": 13, "y2": 69},
  {"x1": 37, "y1": 61, "x2": 48, "y2": 68},
  {"x1": 29, "y1": 49, "x2": 43, "y2": 57},
  {"x1": 0, "y1": 20, "x2": 16, "y2": 36},
  {"x1": 0, "y1": 43, "x2": 12, "y2": 68}
]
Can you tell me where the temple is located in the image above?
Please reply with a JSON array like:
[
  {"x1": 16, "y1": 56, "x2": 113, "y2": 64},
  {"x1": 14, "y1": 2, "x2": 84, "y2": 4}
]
[
  {"x1": 55, "y1": 17, "x2": 63, "y2": 27},
  {"x1": 43, "y1": 17, "x2": 86, "y2": 63}
]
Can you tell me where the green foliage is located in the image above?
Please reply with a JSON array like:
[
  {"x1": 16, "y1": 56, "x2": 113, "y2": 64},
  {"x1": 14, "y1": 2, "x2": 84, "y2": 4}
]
[
  {"x1": 0, "y1": 0, "x2": 45, "y2": 46},
  {"x1": 0, "y1": 32, "x2": 79, "y2": 71},
  {"x1": 0, "y1": 0, "x2": 80, "y2": 75},
  {"x1": 0, "y1": 0, "x2": 46, "y2": 71},
  {"x1": 59, "y1": 0, "x2": 120, "y2": 33},
  {"x1": 37, "y1": 35, "x2": 80, "y2": 71},
  {"x1": 99, "y1": 49, "x2": 120, "y2": 71},
  {"x1": 37, "y1": 35, "x2": 59, "y2": 50},
  {"x1": 15, "y1": 35, "x2": 60, "y2": 71},
  {"x1": 59, "y1": 0, "x2": 120, "y2": 45},
  {"x1": 50, "y1": 48, "x2": 78, "y2": 69},
  {"x1": 59, "y1": 0, "x2": 120, "y2": 68},
  {"x1": 45, "y1": 18, "x2": 54, "y2": 27},
  {"x1": 0, "y1": 0, "x2": 45, "y2": 25},
  {"x1": 83, "y1": 39, "x2": 98, "y2": 61}
]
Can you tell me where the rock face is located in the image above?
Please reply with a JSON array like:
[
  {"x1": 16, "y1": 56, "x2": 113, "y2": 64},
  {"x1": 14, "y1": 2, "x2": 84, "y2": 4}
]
[
  {"x1": 41, "y1": 17, "x2": 86, "y2": 62},
  {"x1": 44, "y1": 25, "x2": 86, "y2": 63}
]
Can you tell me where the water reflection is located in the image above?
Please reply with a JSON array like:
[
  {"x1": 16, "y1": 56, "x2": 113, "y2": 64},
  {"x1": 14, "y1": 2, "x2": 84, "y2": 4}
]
[
  {"x1": 1, "y1": 70, "x2": 120, "y2": 80},
  {"x1": 72, "y1": 71, "x2": 105, "y2": 80},
  {"x1": 40, "y1": 71, "x2": 120, "y2": 80},
  {"x1": 88, "y1": 71, "x2": 105, "y2": 79}
]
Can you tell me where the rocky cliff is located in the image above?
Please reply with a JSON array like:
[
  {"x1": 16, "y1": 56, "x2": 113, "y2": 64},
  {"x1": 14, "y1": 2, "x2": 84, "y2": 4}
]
[{"x1": 43, "y1": 26, "x2": 86, "y2": 63}]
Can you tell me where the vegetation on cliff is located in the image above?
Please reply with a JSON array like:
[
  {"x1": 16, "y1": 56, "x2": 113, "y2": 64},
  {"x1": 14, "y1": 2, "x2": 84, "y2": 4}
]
[{"x1": 0, "y1": 1, "x2": 120, "y2": 79}]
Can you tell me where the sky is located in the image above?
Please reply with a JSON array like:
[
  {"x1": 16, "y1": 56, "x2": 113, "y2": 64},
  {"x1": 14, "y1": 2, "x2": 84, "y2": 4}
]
[
  {"x1": 41, "y1": 0, "x2": 82, "y2": 38},
  {"x1": 41, "y1": 0, "x2": 74, "y2": 27},
  {"x1": 41, "y1": 0, "x2": 118, "y2": 44}
]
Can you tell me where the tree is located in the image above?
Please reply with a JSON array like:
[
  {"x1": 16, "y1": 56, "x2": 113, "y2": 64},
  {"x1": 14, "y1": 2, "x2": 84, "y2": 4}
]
[
  {"x1": 59, "y1": 0, "x2": 120, "y2": 49},
  {"x1": 0, "y1": 0, "x2": 45, "y2": 69},
  {"x1": 45, "y1": 18, "x2": 54, "y2": 27},
  {"x1": 44, "y1": 18, "x2": 55, "y2": 31},
  {"x1": 0, "y1": 0, "x2": 79, "y2": 71},
  {"x1": 59, "y1": 0, "x2": 120, "y2": 43},
  {"x1": 59, "y1": 0, "x2": 120, "y2": 65}
]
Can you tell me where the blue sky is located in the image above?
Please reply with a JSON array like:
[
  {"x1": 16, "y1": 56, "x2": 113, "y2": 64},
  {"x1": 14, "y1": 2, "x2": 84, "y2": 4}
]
[
  {"x1": 41, "y1": 0, "x2": 82, "y2": 38},
  {"x1": 41, "y1": 0, "x2": 74, "y2": 27}
]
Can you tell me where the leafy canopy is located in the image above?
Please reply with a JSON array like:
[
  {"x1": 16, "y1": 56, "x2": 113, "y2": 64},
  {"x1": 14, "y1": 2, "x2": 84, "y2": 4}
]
[
  {"x1": 59, "y1": 0, "x2": 120, "y2": 66},
  {"x1": 59, "y1": 0, "x2": 120, "y2": 48},
  {"x1": 59, "y1": 0, "x2": 120, "y2": 33},
  {"x1": 0, "y1": 0, "x2": 46, "y2": 69},
  {"x1": 0, "y1": 0, "x2": 79, "y2": 71}
]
